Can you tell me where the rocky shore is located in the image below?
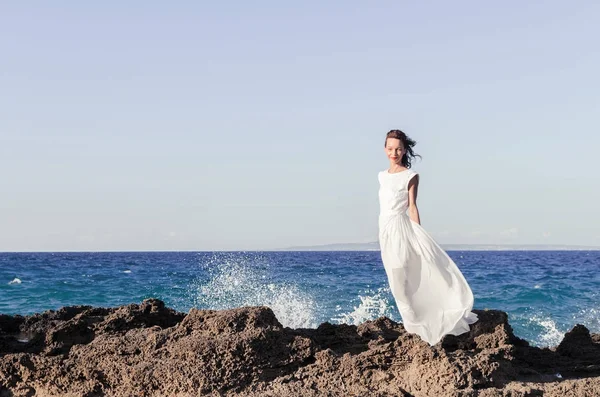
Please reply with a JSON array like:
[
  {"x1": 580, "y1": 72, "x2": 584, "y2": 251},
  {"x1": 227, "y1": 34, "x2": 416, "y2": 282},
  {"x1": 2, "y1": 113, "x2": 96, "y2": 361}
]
[{"x1": 1, "y1": 299, "x2": 599, "y2": 396}]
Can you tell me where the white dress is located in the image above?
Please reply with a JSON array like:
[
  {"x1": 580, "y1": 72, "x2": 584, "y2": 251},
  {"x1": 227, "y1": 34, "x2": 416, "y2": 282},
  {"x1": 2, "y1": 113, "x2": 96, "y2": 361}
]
[{"x1": 378, "y1": 168, "x2": 478, "y2": 345}]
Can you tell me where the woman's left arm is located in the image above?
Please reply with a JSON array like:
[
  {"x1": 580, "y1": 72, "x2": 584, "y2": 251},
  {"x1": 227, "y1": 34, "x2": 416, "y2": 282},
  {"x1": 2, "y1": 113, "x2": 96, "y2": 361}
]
[{"x1": 408, "y1": 175, "x2": 421, "y2": 225}]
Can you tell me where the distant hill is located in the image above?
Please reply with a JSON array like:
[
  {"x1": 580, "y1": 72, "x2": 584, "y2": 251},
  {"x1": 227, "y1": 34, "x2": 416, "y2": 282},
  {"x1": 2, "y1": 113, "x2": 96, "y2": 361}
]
[{"x1": 278, "y1": 241, "x2": 600, "y2": 251}]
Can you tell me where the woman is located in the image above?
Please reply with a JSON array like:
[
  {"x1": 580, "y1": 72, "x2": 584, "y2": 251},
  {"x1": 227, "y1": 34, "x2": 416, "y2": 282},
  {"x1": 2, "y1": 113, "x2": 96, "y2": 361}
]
[{"x1": 378, "y1": 129, "x2": 478, "y2": 345}]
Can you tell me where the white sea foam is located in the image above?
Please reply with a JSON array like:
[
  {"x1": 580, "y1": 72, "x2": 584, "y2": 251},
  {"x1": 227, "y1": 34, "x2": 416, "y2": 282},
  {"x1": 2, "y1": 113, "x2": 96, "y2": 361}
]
[
  {"x1": 333, "y1": 287, "x2": 398, "y2": 325},
  {"x1": 192, "y1": 253, "x2": 318, "y2": 329},
  {"x1": 123, "y1": 270, "x2": 132, "y2": 274},
  {"x1": 528, "y1": 315, "x2": 565, "y2": 347},
  {"x1": 573, "y1": 307, "x2": 600, "y2": 333},
  {"x1": 8, "y1": 278, "x2": 22, "y2": 285}
]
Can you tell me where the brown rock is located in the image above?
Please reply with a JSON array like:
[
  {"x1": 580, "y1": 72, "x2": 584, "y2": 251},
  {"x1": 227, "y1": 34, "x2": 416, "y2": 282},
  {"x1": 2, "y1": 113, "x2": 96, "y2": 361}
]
[{"x1": 1, "y1": 300, "x2": 599, "y2": 397}]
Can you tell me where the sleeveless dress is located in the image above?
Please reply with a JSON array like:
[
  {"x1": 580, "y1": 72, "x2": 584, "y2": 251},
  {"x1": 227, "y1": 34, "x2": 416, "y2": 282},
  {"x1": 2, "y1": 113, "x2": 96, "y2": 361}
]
[{"x1": 378, "y1": 168, "x2": 478, "y2": 345}]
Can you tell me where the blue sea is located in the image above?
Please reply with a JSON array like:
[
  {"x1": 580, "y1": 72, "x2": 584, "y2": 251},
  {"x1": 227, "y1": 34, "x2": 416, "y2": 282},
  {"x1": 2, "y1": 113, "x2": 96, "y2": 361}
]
[{"x1": 1, "y1": 251, "x2": 599, "y2": 347}]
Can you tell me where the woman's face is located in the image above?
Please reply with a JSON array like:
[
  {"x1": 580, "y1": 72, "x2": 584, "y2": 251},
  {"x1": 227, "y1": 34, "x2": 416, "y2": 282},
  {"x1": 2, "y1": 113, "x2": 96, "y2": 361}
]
[{"x1": 385, "y1": 138, "x2": 405, "y2": 164}]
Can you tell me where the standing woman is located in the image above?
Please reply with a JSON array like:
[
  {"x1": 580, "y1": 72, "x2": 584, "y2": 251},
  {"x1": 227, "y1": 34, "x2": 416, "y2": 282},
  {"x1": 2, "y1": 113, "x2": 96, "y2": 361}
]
[{"x1": 378, "y1": 129, "x2": 478, "y2": 346}]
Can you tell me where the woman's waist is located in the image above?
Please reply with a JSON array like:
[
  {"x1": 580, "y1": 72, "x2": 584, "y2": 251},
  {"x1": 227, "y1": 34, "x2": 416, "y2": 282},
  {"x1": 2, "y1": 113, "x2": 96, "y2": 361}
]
[{"x1": 379, "y1": 208, "x2": 409, "y2": 217}]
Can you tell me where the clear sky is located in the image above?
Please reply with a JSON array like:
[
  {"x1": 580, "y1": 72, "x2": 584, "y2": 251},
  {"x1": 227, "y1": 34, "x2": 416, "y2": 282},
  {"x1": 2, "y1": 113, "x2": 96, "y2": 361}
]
[{"x1": 1, "y1": 1, "x2": 599, "y2": 251}]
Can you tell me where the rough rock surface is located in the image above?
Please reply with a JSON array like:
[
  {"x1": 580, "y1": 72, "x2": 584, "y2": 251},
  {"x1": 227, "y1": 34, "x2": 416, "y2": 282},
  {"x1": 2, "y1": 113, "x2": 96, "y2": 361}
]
[{"x1": 1, "y1": 299, "x2": 599, "y2": 396}]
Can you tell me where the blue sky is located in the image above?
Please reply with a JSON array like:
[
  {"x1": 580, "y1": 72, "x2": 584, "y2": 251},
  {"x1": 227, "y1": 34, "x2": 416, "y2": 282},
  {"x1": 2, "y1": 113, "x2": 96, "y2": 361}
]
[{"x1": 1, "y1": 1, "x2": 599, "y2": 251}]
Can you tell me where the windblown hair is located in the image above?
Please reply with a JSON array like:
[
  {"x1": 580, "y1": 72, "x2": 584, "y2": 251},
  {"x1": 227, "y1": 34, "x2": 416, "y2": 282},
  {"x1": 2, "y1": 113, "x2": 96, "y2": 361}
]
[{"x1": 384, "y1": 129, "x2": 421, "y2": 168}]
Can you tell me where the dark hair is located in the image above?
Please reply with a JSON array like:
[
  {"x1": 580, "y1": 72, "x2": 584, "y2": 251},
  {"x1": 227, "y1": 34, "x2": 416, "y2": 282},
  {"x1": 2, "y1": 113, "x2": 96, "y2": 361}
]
[{"x1": 384, "y1": 129, "x2": 421, "y2": 168}]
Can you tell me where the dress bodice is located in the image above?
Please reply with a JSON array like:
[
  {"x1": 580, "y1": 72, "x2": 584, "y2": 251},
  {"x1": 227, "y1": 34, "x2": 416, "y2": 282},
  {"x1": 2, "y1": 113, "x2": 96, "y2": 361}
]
[{"x1": 378, "y1": 169, "x2": 418, "y2": 216}]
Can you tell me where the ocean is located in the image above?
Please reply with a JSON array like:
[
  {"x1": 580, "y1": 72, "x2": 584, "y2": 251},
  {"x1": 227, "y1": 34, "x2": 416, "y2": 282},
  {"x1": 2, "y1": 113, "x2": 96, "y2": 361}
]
[{"x1": 1, "y1": 250, "x2": 599, "y2": 347}]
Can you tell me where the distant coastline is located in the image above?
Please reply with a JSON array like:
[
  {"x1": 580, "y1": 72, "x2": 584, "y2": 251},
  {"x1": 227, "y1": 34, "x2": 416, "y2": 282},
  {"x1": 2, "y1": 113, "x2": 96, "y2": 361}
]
[{"x1": 279, "y1": 242, "x2": 600, "y2": 251}]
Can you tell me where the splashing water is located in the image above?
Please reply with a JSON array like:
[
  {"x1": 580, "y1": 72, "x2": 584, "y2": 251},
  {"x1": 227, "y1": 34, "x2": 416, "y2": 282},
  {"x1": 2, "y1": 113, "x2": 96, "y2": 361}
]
[
  {"x1": 191, "y1": 253, "x2": 319, "y2": 329},
  {"x1": 573, "y1": 307, "x2": 600, "y2": 334},
  {"x1": 527, "y1": 315, "x2": 565, "y2": 347},
  {"x1": 333, "y1": 287, "x2": 398, "y2": 325},
  {"x1": 8, "y1": 278, "x2": 22, "y2": 285}
]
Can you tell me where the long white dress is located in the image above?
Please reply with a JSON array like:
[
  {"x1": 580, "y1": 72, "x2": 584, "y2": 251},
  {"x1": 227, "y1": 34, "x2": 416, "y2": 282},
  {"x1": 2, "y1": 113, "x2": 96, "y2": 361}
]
[{"x1": 378, "y1": 168, "x2": 478, "y2": 345}]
